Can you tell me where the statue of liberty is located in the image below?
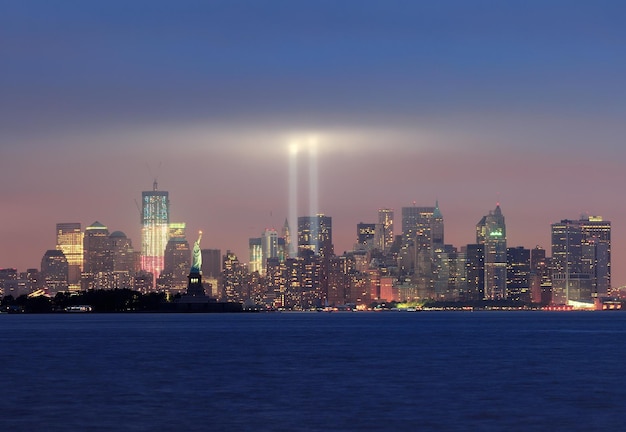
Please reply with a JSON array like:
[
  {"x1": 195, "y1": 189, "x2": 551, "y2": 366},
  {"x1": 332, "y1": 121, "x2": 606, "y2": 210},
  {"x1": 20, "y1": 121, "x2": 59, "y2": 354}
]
[{"x1": 191, "y1": 230, "x2": 203, "y2": 274}]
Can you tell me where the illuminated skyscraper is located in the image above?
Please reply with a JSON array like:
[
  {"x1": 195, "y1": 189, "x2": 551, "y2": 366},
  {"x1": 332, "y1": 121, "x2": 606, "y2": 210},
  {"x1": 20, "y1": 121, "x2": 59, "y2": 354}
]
[
  {"x1": 400, "y1": 203, "x2": 443, "y2": 298},
  {"x1": 162, "y1": 231, "x2": 190, "y2": 293},
  {"x1": 249, "y1": 237, "x2": 263, "y2": 274},
  {"x1": 56, "y1": 223, "x2": 83, "y2": 292},
  {"x1": 83, "y1": 221, "x2": 111, "y2": 274},
  {"x1": 355, "y1": 222, "x2": 376, "y2": 251},
  {"x1": 506, "y1": 246, "x2": 530, "y2": 302},
  {"x1": 551, "y1": 216, "x2": 611, "y2": 305},
  {"x1": 262, "y1": 228, "x2": 279, "y2": 270},
  {"x1": 141, "y1": 181, "x2": 169, "y2": 283},
  {"x1": 297, "y1": 215, "x2": 333, "y2": 258},
  {"x1": 377, "y1": 209, "x2": 394, "y2": 251},
  {"x1": 476, "y1": 205, "x2": 507, "y2": 300}
]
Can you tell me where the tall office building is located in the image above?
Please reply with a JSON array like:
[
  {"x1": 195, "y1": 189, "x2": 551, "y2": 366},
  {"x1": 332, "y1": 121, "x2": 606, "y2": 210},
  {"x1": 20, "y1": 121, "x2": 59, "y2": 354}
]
[
  {"x1": 141, "y1": 181, "x2": 169, "y2": 282},
  {"x1": 356, "y1": 222, "x2": 377, "y2": 251},
  {"x1": 163, "y1": 233, "x2": 191, "y2": 292},
  {"x1": 464, "y1": 244, "x2": 485, "y2": 301},
  {"x1": 297, "y1": 215, "x2": 333, "y2": 258},
  {"x1": 83, "y1": 221, "x2": 111, "y2": 274},
  {"x1": 401, "y1": 206, "x2": 435, "y2": 244},
  {"x1": 530, "y1": 246, "x2": 551, "y2": 304},
  {"x1": 56, "y1": 223, "x2": 83, "y2": 292},
  {"x1": 400, "y1": 202, "x2": 443, "y2": 298},
  {"x1": 222, "y1": 250, "x2": 246, "y2": 302},
  {"x1": 476, "y1": 205, "x2": 507, "y2": 300},
  {"x1": 249, "y1": 237, "x2": 263, "y2": 274},
  {"x1": 201, "y1": 249, "x2": 221, "y2": 279},
  {"x1": 551, "y1": 216, "x2": 611, "y2": 305},
  {"x1": 282, "y1": 219, "x2": 294, "y2": 258},
  {"x1": 400, "y1": 202, "x2": 443, "y2": 251},
  {"x1": 506, "y1": 246, "x2": 530, "y2": 302},
  {"x1": 261, "y1": 228, "x2": 279, "y2": 271},
  {"x1": 109, "y1": 231, "x2": 136, "y2": 273},
  {"x1": 377, "y1": 208, "x2": 394, "y2": 251},
  {"x1": 579, "y1": 216, "x2": 611, "y2": 296},
  {"x1": 41, "y1": 250, "x2": 69, "y2": 295}
]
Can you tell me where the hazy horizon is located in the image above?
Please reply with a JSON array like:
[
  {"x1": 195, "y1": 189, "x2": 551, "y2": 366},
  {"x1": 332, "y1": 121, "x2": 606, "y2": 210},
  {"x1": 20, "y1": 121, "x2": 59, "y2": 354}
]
[{"x1": 2, "y1": 1, "x2": 626, "y2": 286}]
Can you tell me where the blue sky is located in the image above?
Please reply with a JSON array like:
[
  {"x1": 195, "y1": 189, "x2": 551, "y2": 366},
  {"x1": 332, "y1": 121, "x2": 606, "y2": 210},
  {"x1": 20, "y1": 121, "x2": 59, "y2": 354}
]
[{"x1": 2, "y1": 1, "x2": 626, "y2": 284}]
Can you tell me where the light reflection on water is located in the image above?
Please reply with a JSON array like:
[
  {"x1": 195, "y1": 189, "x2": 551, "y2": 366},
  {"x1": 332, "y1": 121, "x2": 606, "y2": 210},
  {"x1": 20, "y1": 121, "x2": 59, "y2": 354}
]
[{"x1": 1, "y1": 312, "x2": 625, "y2": 431}]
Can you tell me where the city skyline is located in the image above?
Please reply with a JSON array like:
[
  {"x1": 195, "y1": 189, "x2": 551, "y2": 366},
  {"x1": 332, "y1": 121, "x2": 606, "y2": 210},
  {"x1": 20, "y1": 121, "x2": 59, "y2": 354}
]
[{"x1": 2, "y1": 1, "x2": 626, "y2": 285}]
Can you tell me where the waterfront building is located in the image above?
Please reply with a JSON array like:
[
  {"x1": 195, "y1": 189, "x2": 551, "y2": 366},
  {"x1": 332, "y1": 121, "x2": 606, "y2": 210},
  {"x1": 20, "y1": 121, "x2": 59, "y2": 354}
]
[
  {"x1": 476, "y1": 205, "x2": 507, "y2": 300},
  {"x1": 109, "y1": 231, "x2": 136, "y2": 273},
  {"x1": 464, "y1": 244, "x2": 485, "y2": 301},
  {"x1": 141, "y1": 181, "x2": 169, "y2": 284},
  {"x1": 41, "y1": 250, "x2": 68, "y2": 295},
  {"x1": 551, "y1": 216, "x2": 611, "y2": 305},
  {"x1": 0, "y1": 268, "x2": 18, "y2": 297},
  {"x1": 530, "y1": 246, "x2": 551, "y2": 304},
  {"x1": 162, "y1": 233, "x2": 191, "y2": 293},
  {"x1": 506, "y1": 246, "x2": 531, "y2": 302},
  {"x1": 222, "y1": 250, "x2": 247, "y2": 302},
  {"x1": 83, "y1": 221, "x2": 111, "y2": 275},
  {"x1": 56, "y1": 223, "x2": 83, "y2": 292},
  {"x1": 201, "y1": 249, "x2": 221, "y2": 278},
  {"x1": 399, "y1": 203, "x2": 443, "y2": 292}
]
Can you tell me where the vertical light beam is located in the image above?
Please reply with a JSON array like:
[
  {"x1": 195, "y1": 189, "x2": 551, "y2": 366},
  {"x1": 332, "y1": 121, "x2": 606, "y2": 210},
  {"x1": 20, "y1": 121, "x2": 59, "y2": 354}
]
[
  {"x1": 288, "y1": 142, "x2": 299, "y2": 257},
  {"x1": 308, "y1": 137, "x2": 319, "y2": 218}
]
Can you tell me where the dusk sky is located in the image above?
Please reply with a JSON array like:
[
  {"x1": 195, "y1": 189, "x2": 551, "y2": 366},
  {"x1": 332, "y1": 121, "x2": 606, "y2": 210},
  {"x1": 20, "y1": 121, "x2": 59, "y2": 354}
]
[{"x1": 2, "y1": 1, "x2": 626, "y2": 285}]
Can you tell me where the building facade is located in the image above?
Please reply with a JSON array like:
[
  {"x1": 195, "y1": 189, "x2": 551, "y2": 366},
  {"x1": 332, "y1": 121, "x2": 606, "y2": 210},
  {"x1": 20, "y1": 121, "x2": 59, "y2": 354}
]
[
  {"x1": 476, "y1": 205, "x2": 507, "y2": 300},
  {"x1": 56, "y1": 223, "x2": 83, "y2": 292},
  {"x1": 141, "y1": 181, "x2": 169, "y2": 284}
]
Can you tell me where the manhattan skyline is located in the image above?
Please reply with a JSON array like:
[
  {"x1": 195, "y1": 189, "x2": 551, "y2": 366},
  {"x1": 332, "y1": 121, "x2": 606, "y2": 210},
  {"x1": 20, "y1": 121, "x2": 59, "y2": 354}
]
[{"x1": 2, "y1": 1, "x2": 626, "y2": 285}]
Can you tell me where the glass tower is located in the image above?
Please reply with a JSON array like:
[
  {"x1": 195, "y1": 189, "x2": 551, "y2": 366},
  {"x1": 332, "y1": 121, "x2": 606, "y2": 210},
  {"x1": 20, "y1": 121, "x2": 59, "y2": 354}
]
[
  {"x1": 476, "y1": 204, "x2": 507, "y2": 300},
  {"x1": 56, "y1": 222, "x2": 83, "y2": 292},
  {"x1": 141, "y1": 181, "x2": 169, "y2": 284}
]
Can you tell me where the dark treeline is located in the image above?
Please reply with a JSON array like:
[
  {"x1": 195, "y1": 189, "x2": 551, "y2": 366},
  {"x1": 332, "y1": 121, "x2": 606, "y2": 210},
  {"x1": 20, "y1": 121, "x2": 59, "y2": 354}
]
[{"x1": 1, "y1": 289, "x2": 166, "y2": 313}]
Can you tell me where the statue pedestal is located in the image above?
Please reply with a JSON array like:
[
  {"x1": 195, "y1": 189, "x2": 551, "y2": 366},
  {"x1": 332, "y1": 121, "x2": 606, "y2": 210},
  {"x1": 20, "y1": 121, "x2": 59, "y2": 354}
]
[{"x1": 187, "y1": 271, "x2": 206, "y2": 296}]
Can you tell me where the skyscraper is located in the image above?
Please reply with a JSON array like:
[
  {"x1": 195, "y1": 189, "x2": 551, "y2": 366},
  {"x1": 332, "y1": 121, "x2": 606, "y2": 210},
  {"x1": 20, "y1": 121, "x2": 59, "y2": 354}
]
[
  {"x1": 401, "y1": 206, "x2": 435, "y2": 245},
  {"x1": 141, "y1": 181, "x2": 169, "y2": 283},
  {"x1": 248, "y1": 237, "x2": 263, "y2": 274},
  {"x1": 356, "y1": 222, "x2": 377, "y2": 251},
  {"x1": 201, "y1": 249, "x2": 221, "y2": 279},
  {"x1": 377, "y1": 208, "x2": 394, "y2": 251},
  {"x1": 163, "y1": 233, "x2": 191, "y2": 292},
  {"x1": 261, "y1": 228, "x2": 279, "y2": 271},
  {"x1": 506, "y1": 246, "x2": 530, "y2": 302},
  {"x1": 41, "y1": 249, "x2": 68, "y2": 295},
  {"x1": 83, "y1": 221, "x2": 110, "y2": 275},
  {"x1": 399, "y1": 202, "x2": 443, "y2": 299},
  {"x1": 56, "y1": 223, "x2": 83, "y2": 292},
  {"x1": 297, "y1": 215, "x2": 333, "y2": 258},
  {"x1": 551, "y1": 216, "x2": 611, "y2": 305},
  {"x1": 476, "y1": 204, "x2": 507, "y2": 300}
]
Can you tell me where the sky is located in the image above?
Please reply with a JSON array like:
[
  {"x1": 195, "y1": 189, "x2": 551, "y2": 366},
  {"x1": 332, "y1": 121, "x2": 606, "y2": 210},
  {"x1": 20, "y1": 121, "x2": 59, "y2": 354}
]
[{"x1": 2, "y1": 1, "x2": 626, "y2": 285}]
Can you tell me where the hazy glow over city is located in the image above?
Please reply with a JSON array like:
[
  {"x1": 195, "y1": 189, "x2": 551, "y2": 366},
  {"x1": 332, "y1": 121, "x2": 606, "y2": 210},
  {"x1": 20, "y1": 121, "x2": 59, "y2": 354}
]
[{"x1": 2, "y1": 1, "x2": 626, "y2": 286}]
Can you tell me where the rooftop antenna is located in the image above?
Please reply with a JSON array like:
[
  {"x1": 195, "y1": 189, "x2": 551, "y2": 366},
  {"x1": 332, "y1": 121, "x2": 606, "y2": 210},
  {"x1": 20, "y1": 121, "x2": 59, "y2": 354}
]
[{"x1": 146, "y1": 161, "x2": 163, "y2": 191}]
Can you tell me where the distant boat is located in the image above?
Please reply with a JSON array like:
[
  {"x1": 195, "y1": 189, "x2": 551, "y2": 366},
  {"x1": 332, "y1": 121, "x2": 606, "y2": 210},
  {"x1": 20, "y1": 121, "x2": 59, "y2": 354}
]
[{"x1": 65, "y1": 305, "x2": 93, "y2": 313}]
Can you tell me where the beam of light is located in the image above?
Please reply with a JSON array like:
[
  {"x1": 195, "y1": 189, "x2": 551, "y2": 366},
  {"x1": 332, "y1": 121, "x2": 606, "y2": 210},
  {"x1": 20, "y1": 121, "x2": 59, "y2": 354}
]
[
  {"x1": 308, "y1": 136, "x2": 319, "y2": 217},
  {"x1": 288, "y1": 141, "x2": 299, "y2": 257},
  {"x1": 307, "y1": 136, "x2": 320, "y2": 255}
]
